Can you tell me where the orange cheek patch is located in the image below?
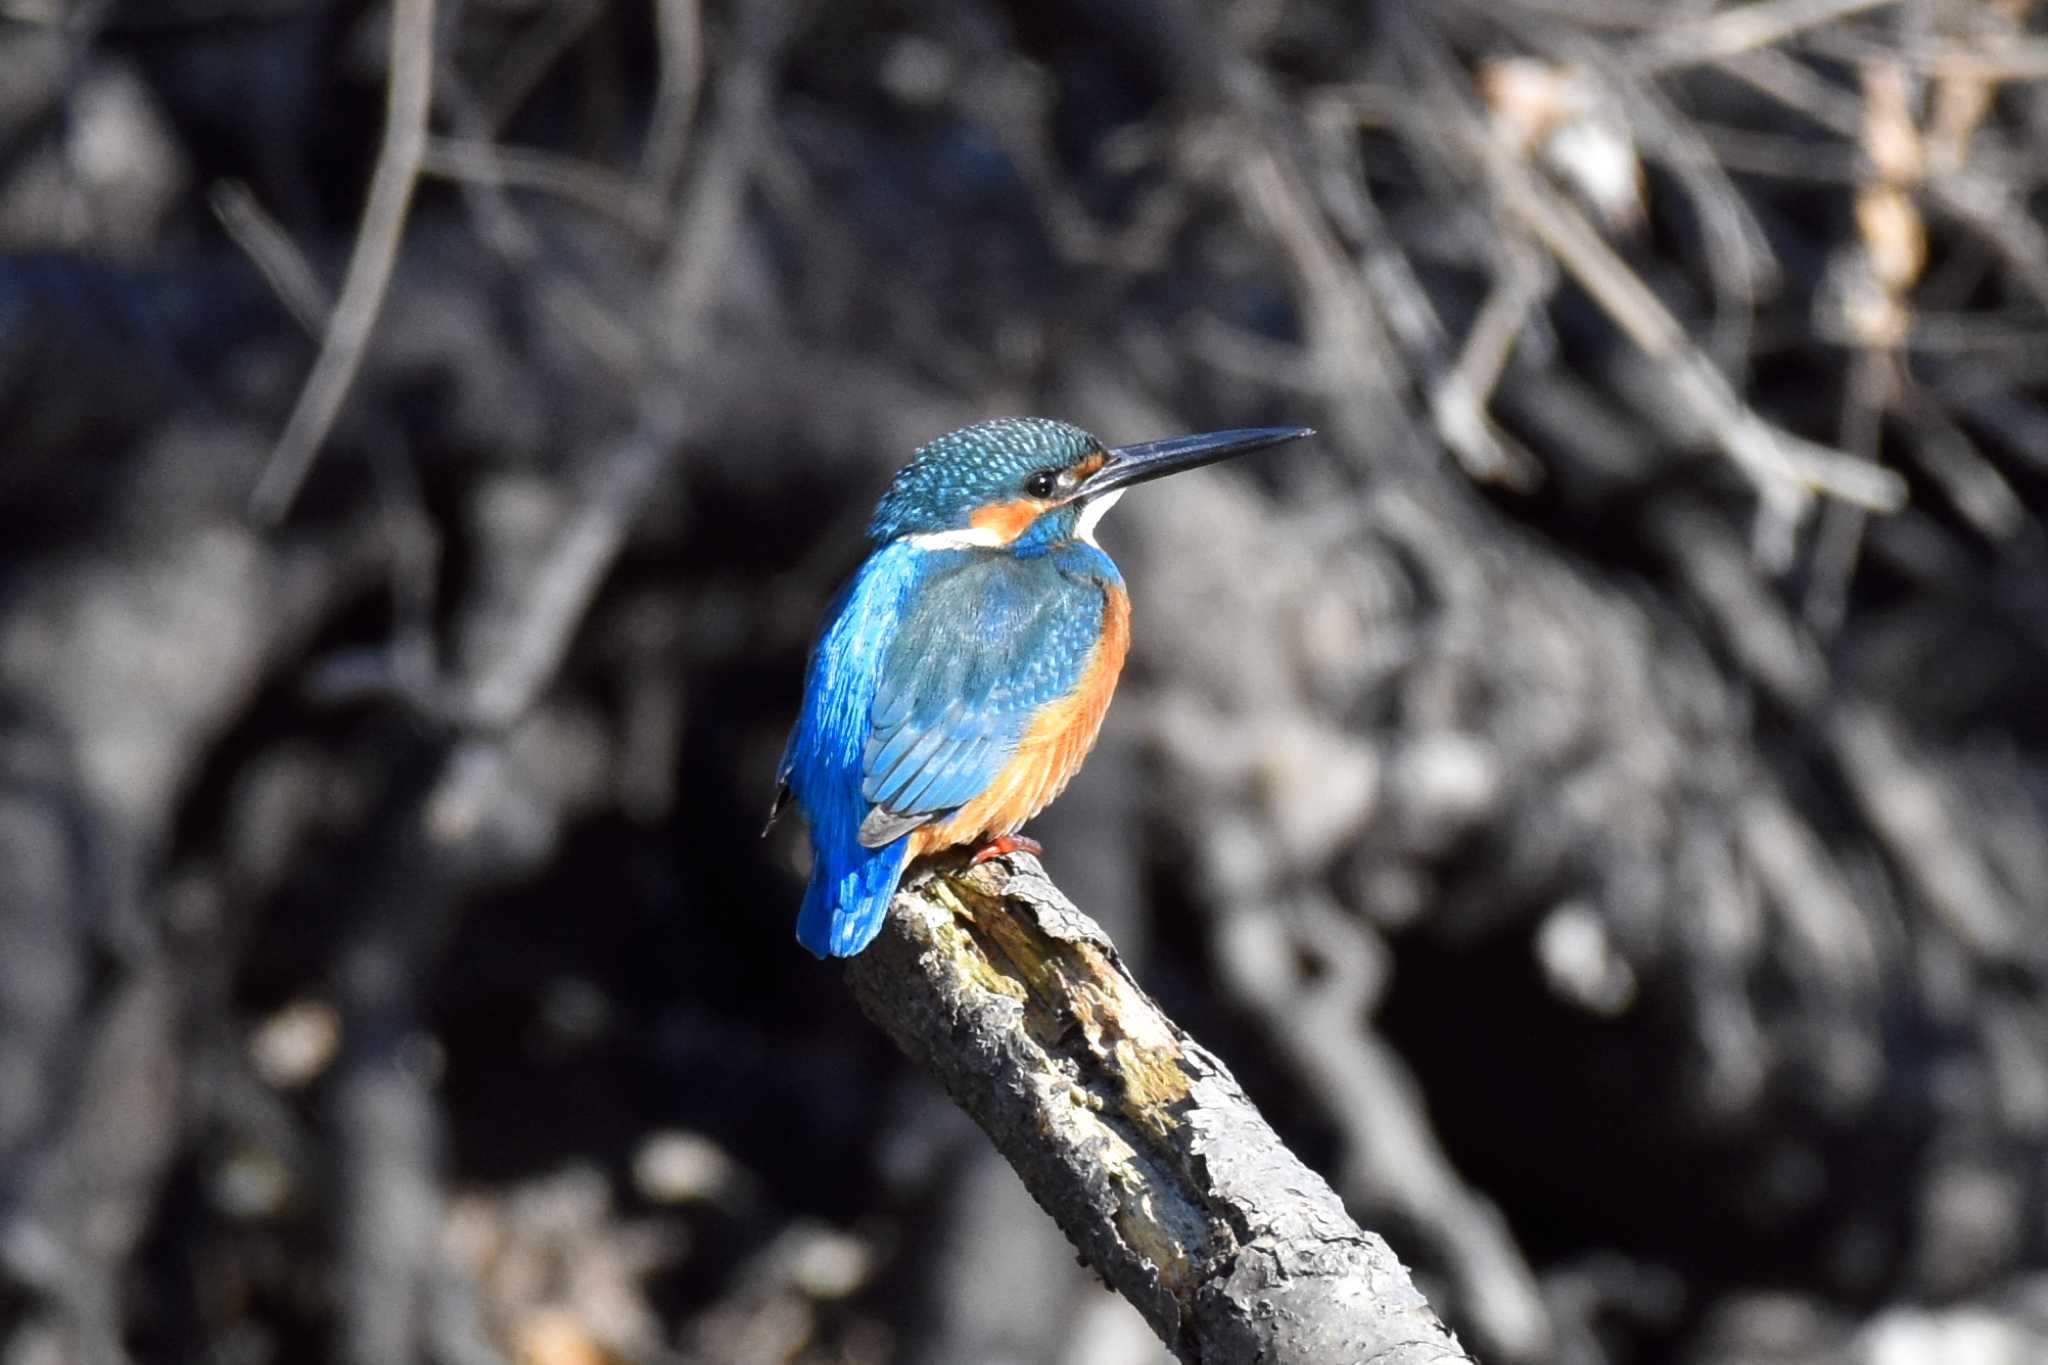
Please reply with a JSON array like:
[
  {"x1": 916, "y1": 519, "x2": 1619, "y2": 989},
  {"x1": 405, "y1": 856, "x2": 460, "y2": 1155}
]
[
  {"x1": 968, "y1": 498, "x2": 1051, "y2": 543},
  {"x1": 1071, "y1": 451, "x2": 1108, "y2": 480}
]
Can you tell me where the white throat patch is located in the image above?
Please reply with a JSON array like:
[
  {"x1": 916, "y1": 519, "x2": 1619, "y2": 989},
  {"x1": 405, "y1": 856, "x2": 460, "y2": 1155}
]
[
  {"x1": 1073, "y1": 488, "x2": 1124, "y2": 546},
  {"x1": 904, "y1": 525, "x2": 1008, "y2": 550}
]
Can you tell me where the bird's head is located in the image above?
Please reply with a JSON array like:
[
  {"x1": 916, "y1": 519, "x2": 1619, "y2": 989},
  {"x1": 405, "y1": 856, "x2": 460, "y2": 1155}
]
[{"x1": 868, "y1": 417, "x2": 1311, "y2": 552}]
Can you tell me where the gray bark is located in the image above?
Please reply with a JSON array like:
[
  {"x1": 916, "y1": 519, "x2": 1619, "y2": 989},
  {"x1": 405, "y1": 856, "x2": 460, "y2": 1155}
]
[{"x1": 845, "y1": 853, "x2": 1470, "y2": 1365}]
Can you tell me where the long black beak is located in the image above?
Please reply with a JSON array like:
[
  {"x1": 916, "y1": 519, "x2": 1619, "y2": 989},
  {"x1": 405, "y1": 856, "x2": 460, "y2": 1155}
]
[{"x1": 1073, "y1": 426, "x2": 1314, "y2": 501}]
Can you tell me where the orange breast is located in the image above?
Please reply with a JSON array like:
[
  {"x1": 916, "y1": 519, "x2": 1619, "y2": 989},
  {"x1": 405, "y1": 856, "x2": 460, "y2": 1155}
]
[{"x1": 911, "y1": 583, "x2": 1131, "y2": 857}]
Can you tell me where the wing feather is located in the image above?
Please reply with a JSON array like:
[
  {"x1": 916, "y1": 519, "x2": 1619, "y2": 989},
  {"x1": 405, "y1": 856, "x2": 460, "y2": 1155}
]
[{"x1": 855, "y1": 555, "x2": 1104, "y2": 844}]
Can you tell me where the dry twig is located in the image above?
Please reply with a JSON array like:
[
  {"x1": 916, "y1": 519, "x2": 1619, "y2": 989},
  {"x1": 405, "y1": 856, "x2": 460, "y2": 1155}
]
[
  {"x1": 251, "y1": 0, "x2": 436, "y2": 522},
  {"x1": 419, "y1": 137, "x2": 665, "y2": 241},
  {"x1": 209, "y1": 179, "x2": 333, "y2": 336},
  {"x1": 1627, "y1": 0, "x2": 1904, "y2": 76},
  {"x1": 1476, "y1": 133, "x2": 1908, "y2": 528}
]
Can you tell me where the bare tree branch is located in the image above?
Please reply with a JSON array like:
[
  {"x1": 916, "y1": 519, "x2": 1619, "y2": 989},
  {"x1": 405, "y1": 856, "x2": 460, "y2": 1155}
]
[
  {"x1": 1626, "y1": 0, "x2": 1903, "y2": 76},
  {"x1": 845, "y1": 854, "x2": 1470, "y2": 1365},
  {"x1": 251, "y1": 0, "x2": 436, "y2": 523}
]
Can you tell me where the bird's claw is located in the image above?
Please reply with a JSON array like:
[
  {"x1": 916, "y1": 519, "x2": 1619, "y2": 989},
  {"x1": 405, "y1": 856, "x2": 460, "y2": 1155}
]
[{"x1": 971, "y1": 834, "x2": 1043, "y2": 865}]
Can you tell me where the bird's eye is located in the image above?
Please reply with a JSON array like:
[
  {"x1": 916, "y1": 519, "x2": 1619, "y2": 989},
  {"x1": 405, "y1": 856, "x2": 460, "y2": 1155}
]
[{"x1": 1024, "y1": 469, "x2": 1060, "y2": 499}]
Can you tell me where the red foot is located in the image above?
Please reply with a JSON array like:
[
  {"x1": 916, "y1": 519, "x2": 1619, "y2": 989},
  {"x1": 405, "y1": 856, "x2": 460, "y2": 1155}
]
[{"x1": 970, "y1": 834, "x2": 1043, "y2": 865}]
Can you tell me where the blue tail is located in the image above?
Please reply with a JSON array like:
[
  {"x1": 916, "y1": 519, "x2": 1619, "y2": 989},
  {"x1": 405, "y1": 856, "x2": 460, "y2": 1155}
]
[{"x1": 796, "y1": 835, "x2": 912, "y2": 957}]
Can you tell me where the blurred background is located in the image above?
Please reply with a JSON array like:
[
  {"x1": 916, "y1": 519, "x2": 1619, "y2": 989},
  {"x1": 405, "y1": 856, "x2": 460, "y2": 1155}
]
[{"x1": 4, "y1": 1, "x2": 2048, "y2": 1362}]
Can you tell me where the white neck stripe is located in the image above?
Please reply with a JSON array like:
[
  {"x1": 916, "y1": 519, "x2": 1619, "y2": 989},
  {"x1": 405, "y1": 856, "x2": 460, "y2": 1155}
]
[
  {"x1": 904, "y1": 526, "x2": 1008, "y2": 550},
  {"x1": 1073, "y1": 489, "x2": 1123, "y2": 546},
  {"x1": 902, "y1": 490, "x2": 1124, "y2": 551}
]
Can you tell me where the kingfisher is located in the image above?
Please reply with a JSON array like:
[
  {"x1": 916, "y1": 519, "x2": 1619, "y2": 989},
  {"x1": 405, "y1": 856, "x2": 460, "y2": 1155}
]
[{"x1": 769, "y1": 417, "x2": 1312, "y2": 957}]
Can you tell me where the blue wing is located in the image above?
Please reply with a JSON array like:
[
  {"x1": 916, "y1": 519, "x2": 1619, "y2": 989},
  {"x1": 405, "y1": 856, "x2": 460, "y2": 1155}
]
[
  {"x1": 780, "y1": 544, "x2": 924, "y2": 956},
  {"x1": 856, "y1": 553, "x2": 1106, "y2": 846},
  {"x1": 778, "y1": 543, "x2": 1113, "y2": 957}
]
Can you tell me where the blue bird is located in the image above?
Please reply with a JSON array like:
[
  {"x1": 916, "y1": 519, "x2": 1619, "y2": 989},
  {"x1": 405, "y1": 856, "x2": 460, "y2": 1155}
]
[{"x1": 769, "y1": 417, "x2": 1312, "y2": 957}]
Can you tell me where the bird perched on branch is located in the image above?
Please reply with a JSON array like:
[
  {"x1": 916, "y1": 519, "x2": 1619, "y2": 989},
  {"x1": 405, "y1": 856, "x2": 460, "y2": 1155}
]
[{"x1": 770, "y1": 417, "x2": 1312, "y2": 956}]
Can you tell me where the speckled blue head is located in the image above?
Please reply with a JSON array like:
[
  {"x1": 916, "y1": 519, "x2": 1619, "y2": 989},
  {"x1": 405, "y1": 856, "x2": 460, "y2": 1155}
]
[
  {"x1": 868, "y1": 417, "x2": 1105, "y2": 546},
  {"x1": 867, "y1": 418, "x2": 1317, "y2": 554}
]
